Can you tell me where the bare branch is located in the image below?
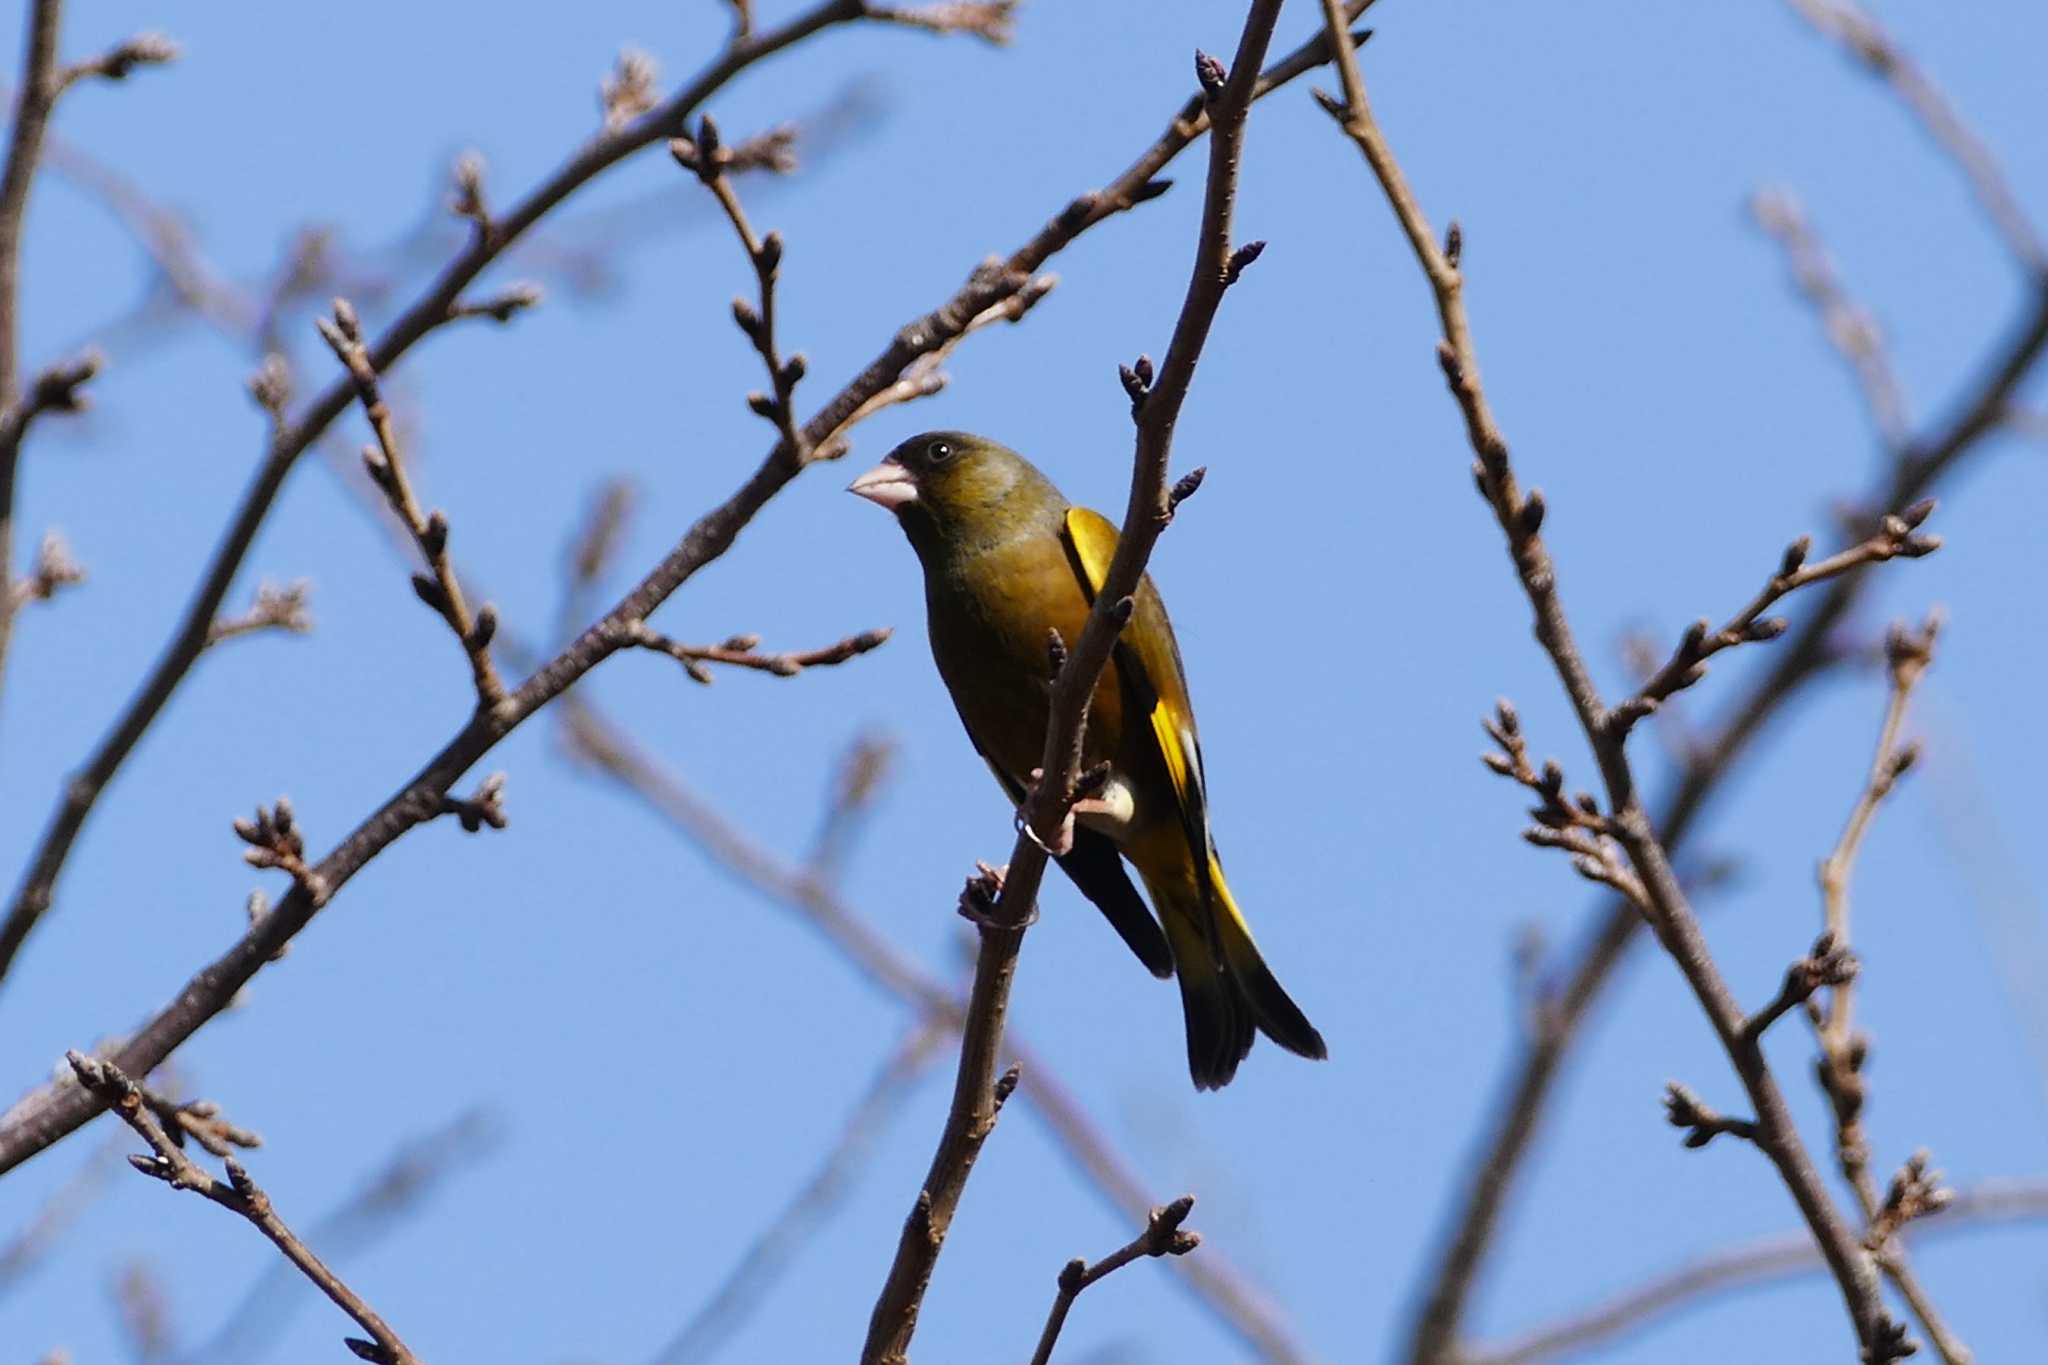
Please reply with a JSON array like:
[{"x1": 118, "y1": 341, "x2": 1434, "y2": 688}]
[
  {"x1": 8, "y1": 528, "x2": 83, "y2": 608},
  {"x1": 1607, "y1": 504, "x2": 1938, "y2": 742},
  {"x1": 317, "y1": 298, "x2": 508, "y2": 709},
  {"x1": 67, "y1": 1053, "x2": 422, "y2": 1365},
  {"x1": 1805, "y1": 612, "x2": 1966, "y2": 1362},
  {"x1": 53, "y1": 30, "x2": 177, "y2": 93},
  {"x1": 1029, "y1": 1196, "x2": 1201, "y2": 1365},
  {"x1": 1753, "y1": 188, "x2": 1911, "y2": 449},
  {"x1": 626, "y1": 620, "x2": 891, "y2": 683},
  {"x1": 0, "y1": 0, "x2": 1367, "y2": 1181},
  {"x1": 556, "y1": 697, "x2": 1308, "y2": 1362},
  {"x1": 1314, "y1": 5, "x2": 1910, "y2": 1355},
  {"x1": 206, "y1": 580, "x2": 313, "y2": 646},
  {"x1": 1785, "y1": 0, "x2": 2045, "y2": 271},
  {"x1": 0, "y1": 0, "x2": 978, "y2": 992},
  {"x1": 861, "y1": 6, "x2": 1289, "y2": 1357},
  {"x1": 863, "y1": 2, "x2": 1019, "y2": 45}
]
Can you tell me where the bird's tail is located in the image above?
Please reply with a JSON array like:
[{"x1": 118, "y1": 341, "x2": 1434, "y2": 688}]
[{"x1": 1147, "y1": 853, "x2": 1326, "y2": 1090}]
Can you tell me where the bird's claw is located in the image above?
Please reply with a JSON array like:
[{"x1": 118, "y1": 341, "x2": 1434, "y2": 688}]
[{"x1": 958, "y1": 861, "x2": 1030, "y2": 929}]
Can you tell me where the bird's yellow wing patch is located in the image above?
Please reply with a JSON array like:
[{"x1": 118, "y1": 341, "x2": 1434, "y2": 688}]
[{"x1": 1061, "y1": 507, "x2": 1199, "y2": 817}]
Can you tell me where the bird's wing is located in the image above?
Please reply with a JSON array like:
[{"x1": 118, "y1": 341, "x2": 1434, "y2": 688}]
[{"x1": 1059, "y1": 506, "x2": 1220, "y2": 943}]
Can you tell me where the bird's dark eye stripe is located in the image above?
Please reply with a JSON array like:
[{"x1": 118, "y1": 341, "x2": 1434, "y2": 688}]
[{"x1": 927, "y1": 440, "x2": 953, "y2": 463}]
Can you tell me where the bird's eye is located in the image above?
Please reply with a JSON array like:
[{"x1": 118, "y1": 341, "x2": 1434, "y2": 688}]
[{"x1": 926, "y1": 439, "x2": 954, "y2": 465}]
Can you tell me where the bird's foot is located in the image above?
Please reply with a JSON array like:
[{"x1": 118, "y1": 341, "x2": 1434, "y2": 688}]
[{"x1": 957, "y1": 860, "x2": 1032, "y2": 929}]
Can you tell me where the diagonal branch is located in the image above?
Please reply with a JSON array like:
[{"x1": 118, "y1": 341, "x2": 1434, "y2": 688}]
[
  {"x1": 1397, "y1": 26, "x2": 2048, "y2": 1365},
  {"x1": 317, "y1": 298, "x2": 509, "y2": 708},
  {"x1": 1029, "y1": 1196, "x2": 1201, "y2": 1365},
  {"x1": 1313, "y1": 8, "x2": 1917, "y2": 1358},
  {"x1": 67, "y1": 1053, "x2": 421, "y2": 1365},
  {"x1": 860, "y1": 6, "x2": 1288, "y2": 1359},
  {"x1": 0, "y1": 0, "x2": 1368, "y2": 1187},
  {"x1": 0, "y1": 0, "x2": 977, "y2": 993}
]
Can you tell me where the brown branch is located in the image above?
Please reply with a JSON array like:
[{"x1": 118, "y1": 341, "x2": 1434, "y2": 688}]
[
  {"x1": 66, "y1": 1053, "x2": 422, "y2": 1365},
  {"x1": 1464, "y1": 1179, "x2": 2048, "y2": 1365},
  {"x1": 863, "y1": 2, "x2": 1019, "y2": 45},
  {"x1": 205, "y1": 579, "x2": 314, "y2": 646},
  {"x1": 860, "y1": 5, "x2": 1287, "y2": 1358},
  {"x1": 1808, "y1": 614, "x2": 1968, "y2": 1363},
  {"x1": 673, "y1": 116, "x2": 812, "y2": 461},
  {"x1": 1400, "y1": 36, "x2": 2048, "y2": 1365},
  {"x1": 188, "y1": 1108, "x2": 498, "y2": 1362},
  {"x1": 317, "y1": 299, "x2": 508, "y2": 709},
  {"x1": 1606, "y1": 503, "x2": 1937, "y2": 742},
  {"x1": 1314, "y1": 8, "x2": 1912, "y2": 1358},
  {"x1": 654, "y1": 1019, "x2": 950, "y2": 1365},
  {"x1": 556, "y1": 698, "x2": 1308, "y2": 1362},
  {"x1": 0, "y1": 0, "x2": 1364, "y2": 1183},
  {"x1": 1785, "y1": 0, "x2": 2046, "y2": 272},
  {"x1": 1030, "y1": 1197, "x2": 1201, "y2": 1365},
  {"x1": 0, "y1": 0, "x2": 126, "y2": 692},
  {"x1": 1753, "y1": 188, "x2": 1911, "y2": 450},
  {"x1": 0, "y1": 0, "x2": 973, "y2": 993},
  {"x1": 626, "y1": 620, "x2": 891, "y2": 683},
  {"x1": 7, "y1": 527, "x2": 83, "y2": 608}
]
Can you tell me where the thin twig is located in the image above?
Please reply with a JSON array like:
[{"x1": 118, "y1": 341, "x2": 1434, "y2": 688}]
[
  {"x1": 0, "y1": 0, "x2": 970, "y2": 992},
  {"x1": 1314, "y1": 7, "x2": 1908, "y2": 1358},
  {"x1": 626, "y1": 620, "x2": 890, "y2": 684},
  {"x1": 1398, "y1": 24, "x2": 2048, "y2": 1365},
  {"x1": 1809, "y1": 614, "x2": 1968, "y2": 1362},
  {"x1": 0, "y1": 0, "x2": 1365, "y2": 1183},
  {"x1": 860, "y1": 6, "x2": 1286, "y2": 1359},
  {"x1": 67, "y1": 1053, "x2": 422, "y2": 1365},
  {"x1": 672, "y1": 118, "x2": 812, "y2": 461},
  {"x1": 1029, "y1": 1197, "x2": 1201, "y2": 1365},
  {"x1": 317, "y1": 299, "x2": 507, "y2": 709}
]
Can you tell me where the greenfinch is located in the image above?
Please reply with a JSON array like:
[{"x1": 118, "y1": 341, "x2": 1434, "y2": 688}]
[{"x1": 850, "y1": 431, "x2": 1325, "y2": 1089}]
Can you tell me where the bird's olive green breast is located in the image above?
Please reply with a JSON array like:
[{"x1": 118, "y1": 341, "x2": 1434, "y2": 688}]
[{"x1": 924, "y1": 531, "x2": 1130, "y2": 787}]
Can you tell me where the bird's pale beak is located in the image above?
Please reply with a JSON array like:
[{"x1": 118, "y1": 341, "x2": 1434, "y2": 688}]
[{"x1": 848, "y1": 458, "x2": 918, "y2": 510}]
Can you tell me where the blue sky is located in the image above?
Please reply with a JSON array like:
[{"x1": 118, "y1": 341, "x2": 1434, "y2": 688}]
[{"x1": 3, "y1": 1, "x2": 2045, "y2": 1362}]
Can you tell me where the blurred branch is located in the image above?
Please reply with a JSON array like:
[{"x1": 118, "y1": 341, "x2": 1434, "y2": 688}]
[
  {"x1": 0, "y1": 0, "x2": 169, "y2": 694},
  {"x1": 1395, "y1": 25, "x2": 2048, "y2": 1365},
  {"x1": 1313, "y1": 8, "x2": 1918, "y2": 1358},
  {"x1": 652, "y1": 1019, "x2": 949, "y2": 1365},
  {"x1": 1784, "y1": 0, "x2": 2045, "y2": 272},
  {"x1": 861, "y1": 3, "x2": 1286, "y2": 1357},
  {"x1": 0, "y1": 1130, "x2": 119, "y2": 1299},
  {"x1": 0, "y1": 0, "x2": 977, "y2": 995},
  {"x1": 1029, "y1": 1196, "x2": 1201, "y2": 1365},
  {"x1": 557, "y1": 697, "x2": 1306, "y2": 1362},
  {"x1": 1463, "y1": 1180, "x2": 2048, "y2": 1365},
  {"x1": 1752, "y1": 188, "x2": 1911, "y2": 451},
  {"x1": 68, "y1": 1053, "x2": 422, "y2": 1365},
  {"x1": 0, "y1": 0, "x2": 1365, "y2": 1186}
]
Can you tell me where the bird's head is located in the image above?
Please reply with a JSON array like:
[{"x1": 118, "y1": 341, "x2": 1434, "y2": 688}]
[{"x1": 848, "y1": 431, "x2": 1061, "y2": 560}]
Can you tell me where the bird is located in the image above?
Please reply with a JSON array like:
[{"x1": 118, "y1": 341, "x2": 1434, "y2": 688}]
[{"x1": 849, "y1": 430, "x2": 1326, "y2": 1089}]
